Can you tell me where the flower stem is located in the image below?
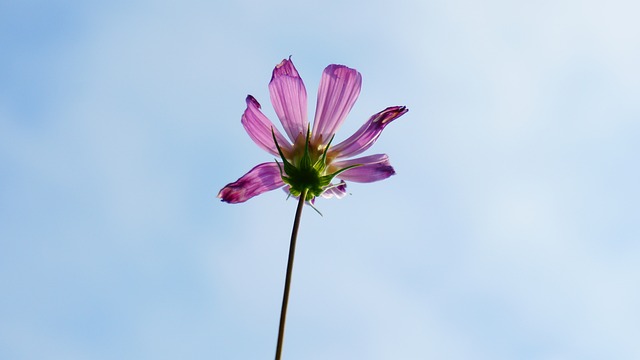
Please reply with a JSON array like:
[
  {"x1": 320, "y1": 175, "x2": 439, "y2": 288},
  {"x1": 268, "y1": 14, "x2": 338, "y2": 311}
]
[{"x1": 275, "y1": 189, "x2": 307, "y2": 360}]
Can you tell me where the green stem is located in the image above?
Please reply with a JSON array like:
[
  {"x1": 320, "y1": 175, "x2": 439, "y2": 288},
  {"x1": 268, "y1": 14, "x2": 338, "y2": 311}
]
[{"x1": 275, "y1": 189, "x2": 307, "y2": 360}]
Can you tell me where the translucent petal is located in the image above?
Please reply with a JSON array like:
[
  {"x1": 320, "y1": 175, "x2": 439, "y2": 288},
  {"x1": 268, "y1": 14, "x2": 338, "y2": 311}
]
[
  {"x1": 241, "y1": 95, "x2": 292, "y2": 156},
  {"x1": 330, "y1": 106, "x2": 408, "y2": 159},
  {"x1": 218, "y1": 162, "x2": 285, "y2": 203},
  {"x1": 312, "y1": 65, "x2": 361, "y2": 146},
  {"x1": 269, "y1": 58, "x2": 308, "y2": 143},
  {"x1": 333, "y1": 154, "x2": 395, "y2": 183}
]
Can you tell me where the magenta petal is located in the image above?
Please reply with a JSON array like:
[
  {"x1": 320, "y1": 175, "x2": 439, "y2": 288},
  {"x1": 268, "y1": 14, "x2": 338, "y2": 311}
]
[
  {"x1": 241, "y1": 95, "x2": 292, "y2": 156},
  {"x1": 269, "y1": 58, "x2": 308, "y2": 142},
  {"x1": 312, "y1": 65, "x2": 362, "y2": 145},
  {"x1": 330, "y1": 106, "x2": 408, "y2": 159},
  {"x1": 333, "y1": 154, "x2": 395, "y2": 183},
  {"x1": 217, "y1": 162, "x2": 285, "y2": 203}
]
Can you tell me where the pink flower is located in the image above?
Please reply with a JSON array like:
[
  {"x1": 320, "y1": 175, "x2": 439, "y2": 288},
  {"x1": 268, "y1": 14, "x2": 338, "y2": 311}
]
[{"x1": 218, "y1": 58, "x2": 408, "y2": 204}]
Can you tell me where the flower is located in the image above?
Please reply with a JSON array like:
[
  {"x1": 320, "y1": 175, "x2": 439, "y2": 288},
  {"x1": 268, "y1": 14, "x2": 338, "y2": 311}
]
[{"x1": 218, "y1": 58, "x2": 408, "y2": 204}]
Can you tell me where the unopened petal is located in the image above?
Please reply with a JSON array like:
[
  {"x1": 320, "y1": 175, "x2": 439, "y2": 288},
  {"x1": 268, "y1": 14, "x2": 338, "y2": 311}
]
[
  {"x1": 330, "y1": 106, "x2": 408, "y2": 159},
  {"x1": 333, "y1": 154, "x2": 395, "y2": 183},
  {"x1": 312, "y1": 65, "x2": 362, "y2": 145},
  {"x1": 241, "y1": 95, "x2": 292, "y2": 156},
  {"x1": 217, "y1": 162, "x2": 285, "y2": 203},
  {"x1": 269, "y1": 58, "x2": 308, "y2": 143},
  {"x1": 320, "y1": 181, "x2": 348, "y2": 199}
]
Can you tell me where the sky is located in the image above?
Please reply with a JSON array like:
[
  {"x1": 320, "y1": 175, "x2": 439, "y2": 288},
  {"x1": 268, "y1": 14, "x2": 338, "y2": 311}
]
[{"x1": 1, "y1": 0, "x2": 639, "y2": 359}]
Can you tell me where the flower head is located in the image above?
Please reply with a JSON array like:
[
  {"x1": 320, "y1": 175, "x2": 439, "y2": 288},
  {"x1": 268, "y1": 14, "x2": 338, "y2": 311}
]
[{"x1": 218, "y1": 58, "x2": 408, "y2": 203}]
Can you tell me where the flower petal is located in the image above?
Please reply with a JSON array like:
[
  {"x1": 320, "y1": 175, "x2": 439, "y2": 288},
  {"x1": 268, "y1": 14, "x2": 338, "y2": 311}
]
[
  {"x1": 333, "y1": 154, "x2": 395, "y2": 183},
  {"x1": 320, "y1": 181, "x2": 348, "y2": 199},
  {"x1": 241, "y1": 95, "x2": 292, "y2": 156},
  {"x1": 217, "y1": 162, "x2": 285, "y2": 203},
  {"x1": 312, "y1": 65, "x2": 362, "y2": 145},
  {"x1": 269, "y1": 58, "x2": 308, "y2": 143},
  {"x1": 329, "y1": 106, "x2": 408, "y2": 159}
]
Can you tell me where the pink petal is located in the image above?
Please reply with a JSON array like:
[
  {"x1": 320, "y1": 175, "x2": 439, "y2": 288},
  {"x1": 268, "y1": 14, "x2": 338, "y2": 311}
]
[
  {"x1": 333, "y1": 154, "x2": 395, "y2": 183},
  {"x1": 312, "y1": 65, "x2": 362, "y2": 145},
  {"x1": 269, "y1": 58, "x2": 308, "y2": 143},
  {"x1": 330, "y1": 106, "x2": 408, "y2": 159},
  {"x1": 217, "y1": 162, "x2": 285, "y2": 203},
  {"x1": 241, "y1": 95, "x2": 292, "y2": 156},
  {"x1": 320, "y1": 181, "x2": 348, "y2": 199}
]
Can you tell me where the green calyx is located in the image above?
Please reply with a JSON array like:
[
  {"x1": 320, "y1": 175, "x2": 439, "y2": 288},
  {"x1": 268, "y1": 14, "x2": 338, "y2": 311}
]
[{"x1": 272, "y1": 127, "x2": 357, "y2": 201}]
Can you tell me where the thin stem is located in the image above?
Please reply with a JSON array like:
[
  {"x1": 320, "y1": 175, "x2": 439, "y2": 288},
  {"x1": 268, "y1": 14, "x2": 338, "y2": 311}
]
[{"x1": 275, "y1": 189, "x2": 307, "y2": 360}]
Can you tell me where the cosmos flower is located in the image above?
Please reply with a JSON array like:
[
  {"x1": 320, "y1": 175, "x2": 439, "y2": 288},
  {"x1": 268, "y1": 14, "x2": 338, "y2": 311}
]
[{"x1": 218, "y1": 58, "x2": 408, "y2": 204}]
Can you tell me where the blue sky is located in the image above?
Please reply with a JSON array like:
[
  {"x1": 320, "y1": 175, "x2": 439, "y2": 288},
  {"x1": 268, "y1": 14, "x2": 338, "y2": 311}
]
[{"x1": 1, "y1": 0, "x2": 639, "y2": 359}]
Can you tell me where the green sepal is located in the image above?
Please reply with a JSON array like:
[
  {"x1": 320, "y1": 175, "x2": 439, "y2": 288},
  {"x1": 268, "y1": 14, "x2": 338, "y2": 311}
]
[
  {"x1": 271, "y1": 127, "x2": 362, "y2": 202},
  {"x1": 299, "y1": 124, "x2": 313, "y2": 171},
  {"x1": 309, "y1": 133, "x2": 334, "y2": 175},
  {"x1": 318, "y1": 163, "x2": 361, "y2": 185}
]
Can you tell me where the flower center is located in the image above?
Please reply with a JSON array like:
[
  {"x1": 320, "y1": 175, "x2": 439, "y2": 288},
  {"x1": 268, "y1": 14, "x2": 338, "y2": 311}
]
[{"x1": 272, "y1": 128, "x2": 358, "y2": 201}]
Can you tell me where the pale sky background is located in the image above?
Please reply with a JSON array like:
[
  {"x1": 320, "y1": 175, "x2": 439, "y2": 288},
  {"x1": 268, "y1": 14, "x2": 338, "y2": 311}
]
[{"x1": 1, "y1": 0, "x2": 639, "y2": 359}]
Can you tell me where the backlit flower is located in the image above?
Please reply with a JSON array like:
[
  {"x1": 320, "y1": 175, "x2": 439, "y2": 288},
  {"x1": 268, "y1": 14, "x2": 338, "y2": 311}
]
[{"x1": 218, "y1": 58, "x2": 408, "y2": 203}]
